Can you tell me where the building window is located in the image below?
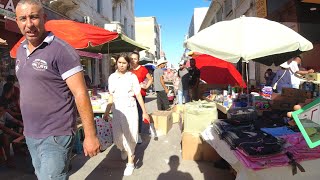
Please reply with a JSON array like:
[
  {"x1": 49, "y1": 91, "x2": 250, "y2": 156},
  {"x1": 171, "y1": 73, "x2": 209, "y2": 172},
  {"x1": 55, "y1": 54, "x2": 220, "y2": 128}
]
[
  {"x1": 97, "y1": 0, "x2": 102, "y2": 14},
  {"x1": 217, "y1": 8, "x2": 223, "y2": 22},
  {"x1": 210, "y1": 17, "x2": 216, "y2": 25},
  {"x1": 224, "y1": 0, "x2": 232, "y2": 16},
  {"x1": 131, "y1": 0, "x2": 134, "y2": 12},
  {"x1": 112, "y1": 7, "x2": 116, "y2": 21},
  {"x1": 119, "y1": 4, "x2": 122, "y2": 23},
  {"x1": 236, "y1": 0, "x2": 244, "y2": 7},
  {"x1": 124, "y1": 17, "x2": 128, "y2": 35},
  {"x1": 131, "y1": 25, "x2": 134, "y2": 39}
]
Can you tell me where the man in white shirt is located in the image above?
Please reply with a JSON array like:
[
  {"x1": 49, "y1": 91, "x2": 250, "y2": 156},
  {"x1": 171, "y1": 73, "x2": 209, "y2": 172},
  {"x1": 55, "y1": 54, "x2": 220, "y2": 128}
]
[{"x1": 286, "y1": 56, "x2": 314, "y2": 89}]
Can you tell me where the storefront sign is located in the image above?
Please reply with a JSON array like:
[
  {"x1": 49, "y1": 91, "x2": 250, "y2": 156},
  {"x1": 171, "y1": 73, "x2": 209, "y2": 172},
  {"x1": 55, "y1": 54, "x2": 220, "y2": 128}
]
[
  {"x1": 255, "y1": 0, "x2": 267, "y2": 18},
  {"x1": 0, "y1": 0, "x2": 18, "y2": 20}
]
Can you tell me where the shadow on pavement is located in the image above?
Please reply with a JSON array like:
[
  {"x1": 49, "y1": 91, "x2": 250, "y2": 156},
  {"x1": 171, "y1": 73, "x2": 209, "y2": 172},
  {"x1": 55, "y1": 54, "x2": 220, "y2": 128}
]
[
  {"x1": 157, "y1": 155, "x2": 193, "y2": 180},
  {"x1": 69, "y1": 152, "x2": 90, "y2": 176},
  {"x1": 196, "y1": 160, "x2": 236, "y2": 180},
  {"x1": 135, "y1": 133, "x2": 151, "y2": 169},
  {"x1": 85, "y1": 145, "x2": 126, "y2": 180},
  {"x1": 0, "y1": 153, "x2": 36, "y2": 180}
]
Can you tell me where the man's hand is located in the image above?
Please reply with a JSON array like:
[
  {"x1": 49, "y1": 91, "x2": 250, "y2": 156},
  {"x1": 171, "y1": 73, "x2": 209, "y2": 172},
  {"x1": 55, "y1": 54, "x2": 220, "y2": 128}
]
[
  {"x1": 142, "y1": 112, "x2": 150, "y2": 123},
  {"x1": 308, "y1": 69, "x2": 315, "y2": 73},
  {"x1": 83, "y1": 135, "x2": 100, "y2": 157}
]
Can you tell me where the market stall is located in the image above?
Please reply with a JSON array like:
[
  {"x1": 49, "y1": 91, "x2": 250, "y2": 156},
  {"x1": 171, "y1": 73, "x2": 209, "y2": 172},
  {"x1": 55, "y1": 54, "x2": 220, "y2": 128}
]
[{"x1": 201, "y1": 124, "x2": 320, "y2": 180}]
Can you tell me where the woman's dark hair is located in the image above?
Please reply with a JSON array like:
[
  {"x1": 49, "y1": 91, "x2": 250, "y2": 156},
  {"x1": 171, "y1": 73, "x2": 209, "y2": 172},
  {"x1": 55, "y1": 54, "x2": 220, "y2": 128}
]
[
  {"x1": 115, "y1": 53, "x2": 131, "y2": 70},
  {"x1": 1, "y1": 83, "x2": 14, "y2": 98}
]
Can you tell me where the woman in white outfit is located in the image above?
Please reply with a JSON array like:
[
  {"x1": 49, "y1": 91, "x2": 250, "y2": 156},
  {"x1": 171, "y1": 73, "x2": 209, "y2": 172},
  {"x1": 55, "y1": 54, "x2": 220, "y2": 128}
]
[{"x1": 104, "y1": 54, "x2": 150, "y2": 176}]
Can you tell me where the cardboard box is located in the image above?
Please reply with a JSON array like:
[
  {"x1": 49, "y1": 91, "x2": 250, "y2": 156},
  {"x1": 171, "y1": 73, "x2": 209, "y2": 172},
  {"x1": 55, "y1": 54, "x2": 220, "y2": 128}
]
[
  {"x1": 306, "y1": 73, "x2": 320, "y2": 81},
  {"x1": 150, "y1": 111, "x2": 173, "y2": 135},
  {"x1": 282, "y1": 88, "x2": 312, "y2": 99},
  {"x1": 172, "y1": 104, "x2": 185, "y2": 113},
  {"x1": 198, "y1": 84, "x2": 227, "y2": 99},
  {"x1": 181, "y1": 132, "x2": 220, "y2": 161},
  {"x1": 272, "y1": 97, "x2": 306, "y2": 110},
  {"x1": 172, "y1": 112, "x2": 181, "y2": 124}
]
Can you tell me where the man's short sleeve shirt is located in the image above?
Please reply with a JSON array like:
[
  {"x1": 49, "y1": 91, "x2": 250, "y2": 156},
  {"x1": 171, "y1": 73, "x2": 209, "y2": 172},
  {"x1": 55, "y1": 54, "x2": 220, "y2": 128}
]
[{"x1": 15, "y1": 33, "x2": 83, "y2": 138}]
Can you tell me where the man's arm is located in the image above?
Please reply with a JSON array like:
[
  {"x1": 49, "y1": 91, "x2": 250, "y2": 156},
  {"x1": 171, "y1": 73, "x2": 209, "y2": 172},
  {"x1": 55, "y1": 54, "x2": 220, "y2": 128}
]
[
  {"x1": 0, "y1": 124, "x2": 21, "y2": 138},
  {"x1": 296, "y1": 69, "x2": 314, "y2": 75},
  {"x1": 160, "y1": 75, "x2": 169, "y2": 94},
  {"x1": 145, "y1": 73, "x2": 153, "y2": 90},
  {"x1": 194, "y1": 69, "x2": 201, "y2": 88},
  {"x1": 66, "y1": 71, "x2": 100, "y2": 157},
  {"x1": 103, "y1": 94, "x2": 113, "y2": 120},
  {"x1": 6, "y1": 113, "x2": 23, "y2": 127}
]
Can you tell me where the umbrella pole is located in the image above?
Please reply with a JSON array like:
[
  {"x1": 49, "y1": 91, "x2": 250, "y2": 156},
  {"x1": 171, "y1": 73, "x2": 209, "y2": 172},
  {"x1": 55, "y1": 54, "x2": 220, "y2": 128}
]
[{"x1": 246, "y1": 62, "x2": 249, "y2": 94}]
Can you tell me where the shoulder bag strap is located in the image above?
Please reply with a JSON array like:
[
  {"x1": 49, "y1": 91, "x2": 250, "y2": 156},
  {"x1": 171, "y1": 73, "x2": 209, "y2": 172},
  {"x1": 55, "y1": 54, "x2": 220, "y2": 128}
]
[{"x1": 274, "y1": 70, "x2": 287, "y2": 85}]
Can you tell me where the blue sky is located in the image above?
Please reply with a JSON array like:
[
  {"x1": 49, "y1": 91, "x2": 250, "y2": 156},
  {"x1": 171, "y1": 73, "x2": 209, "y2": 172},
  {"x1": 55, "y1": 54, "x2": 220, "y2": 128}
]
[{"x1": 135, "y1": 0, "x2": 210, "y2": 65}]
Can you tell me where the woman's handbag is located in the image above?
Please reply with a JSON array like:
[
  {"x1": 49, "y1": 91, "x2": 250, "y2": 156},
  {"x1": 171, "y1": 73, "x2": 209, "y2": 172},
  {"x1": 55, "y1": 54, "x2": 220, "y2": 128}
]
[
  {"x1": 273, "y1": 70, "x2": 287, "y2": 90},
  {"x1": 95, "y1": 117, "x2": 113, "y2": 151}
]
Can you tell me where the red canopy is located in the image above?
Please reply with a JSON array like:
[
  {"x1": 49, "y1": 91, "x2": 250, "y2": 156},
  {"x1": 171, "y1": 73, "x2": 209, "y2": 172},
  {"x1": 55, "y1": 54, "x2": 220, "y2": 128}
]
[
  {"x1": 194, "y1": 54, "x2": 246, "y2": 88},
  {"x1": 10, "y1": 20, "x2": 118, "y2": 58}
]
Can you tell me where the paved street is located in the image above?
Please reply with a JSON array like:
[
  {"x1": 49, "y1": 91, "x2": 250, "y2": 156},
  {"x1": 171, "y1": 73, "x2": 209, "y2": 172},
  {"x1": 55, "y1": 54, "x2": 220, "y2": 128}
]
[{"x1": 0, "y1": 94, "x2": 235, "y2": 180}]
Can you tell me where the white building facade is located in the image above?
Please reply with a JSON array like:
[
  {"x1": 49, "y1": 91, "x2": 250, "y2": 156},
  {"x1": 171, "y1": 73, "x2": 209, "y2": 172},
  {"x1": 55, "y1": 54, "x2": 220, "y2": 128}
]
[
  {"x1": 42, "y1": 0, "x2": 136, "y2": 87},
  {"x1": 182, "y1": 7, "x2": 208, "y2": 61},
  {"x1": 135, "y1": 16, "x2": 161, "y2": 62},
  {"x1": 188, "y1": 7, "x2": 209, "y2": 38}
]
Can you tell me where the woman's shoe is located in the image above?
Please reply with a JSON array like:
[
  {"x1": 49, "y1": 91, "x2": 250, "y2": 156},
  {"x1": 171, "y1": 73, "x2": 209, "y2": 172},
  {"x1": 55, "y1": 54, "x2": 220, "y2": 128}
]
[{"x1": 123, "y1": 163, "x2": 135, "y2": 176}]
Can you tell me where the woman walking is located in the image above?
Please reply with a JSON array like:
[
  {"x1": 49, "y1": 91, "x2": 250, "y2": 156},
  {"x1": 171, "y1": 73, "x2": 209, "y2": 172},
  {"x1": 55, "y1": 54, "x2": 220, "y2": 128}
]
[
  {"x1": 104, "y1": 53, "x2": 150, "y2": 176},
  {"x1": 130, "y1": 51, "x2": 153, "y2": 144}
]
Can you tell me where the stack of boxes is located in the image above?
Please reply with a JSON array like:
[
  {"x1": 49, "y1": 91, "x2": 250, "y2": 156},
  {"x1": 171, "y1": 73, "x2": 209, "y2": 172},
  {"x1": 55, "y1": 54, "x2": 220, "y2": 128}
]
[{"x1": 178, "y1": 101, "x2": 221, "y2": 161}]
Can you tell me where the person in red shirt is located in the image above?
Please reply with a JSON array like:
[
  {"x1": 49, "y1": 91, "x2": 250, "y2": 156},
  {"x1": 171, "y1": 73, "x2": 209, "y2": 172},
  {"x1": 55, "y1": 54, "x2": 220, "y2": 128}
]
[{"x1": 130, "y1": 51, "x2": 153, "y2": 144}]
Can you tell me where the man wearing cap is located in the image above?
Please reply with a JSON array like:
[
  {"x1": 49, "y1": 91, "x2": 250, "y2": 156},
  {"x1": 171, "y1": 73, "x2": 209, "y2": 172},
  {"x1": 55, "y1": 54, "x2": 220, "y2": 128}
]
[
  {"x1": 153, "y1": 58, "x2": 170, "y2": 110},
  {"x1": 177, "y1": 61, "x2": 190, "y2": 104}
]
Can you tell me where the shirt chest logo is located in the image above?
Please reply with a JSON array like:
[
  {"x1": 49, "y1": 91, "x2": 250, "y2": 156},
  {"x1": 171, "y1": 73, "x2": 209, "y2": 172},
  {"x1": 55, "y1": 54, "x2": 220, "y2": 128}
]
[{"x1": 32, "y1": 59, "x2": 48, "y2": 71}]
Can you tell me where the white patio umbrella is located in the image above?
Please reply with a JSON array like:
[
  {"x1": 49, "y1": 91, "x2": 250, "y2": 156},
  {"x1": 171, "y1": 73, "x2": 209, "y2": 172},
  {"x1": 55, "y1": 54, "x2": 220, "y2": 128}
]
[{"x1": 185, "y1": 16, "x2": 313, "y2": 66}]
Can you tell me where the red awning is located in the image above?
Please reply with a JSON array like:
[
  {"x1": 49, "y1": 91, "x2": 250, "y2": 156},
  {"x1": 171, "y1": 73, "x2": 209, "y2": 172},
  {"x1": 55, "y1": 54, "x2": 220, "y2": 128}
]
[{"x1": 76, "y1": 50, "x2": 103, "y2": 59}]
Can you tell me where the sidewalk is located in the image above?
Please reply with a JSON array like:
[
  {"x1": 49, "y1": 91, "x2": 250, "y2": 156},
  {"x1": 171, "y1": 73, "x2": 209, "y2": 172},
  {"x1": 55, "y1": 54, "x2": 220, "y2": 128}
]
[{"x1": 0, "y1": 94, "x2": 235, "y2": 180}]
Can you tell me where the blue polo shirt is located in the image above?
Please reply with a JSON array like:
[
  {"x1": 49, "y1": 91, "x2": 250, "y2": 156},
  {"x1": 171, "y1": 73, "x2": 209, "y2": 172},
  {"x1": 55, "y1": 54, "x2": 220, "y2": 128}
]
[{"x1": 15, "y1": 32, "x2": 83, "y2": 138}]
